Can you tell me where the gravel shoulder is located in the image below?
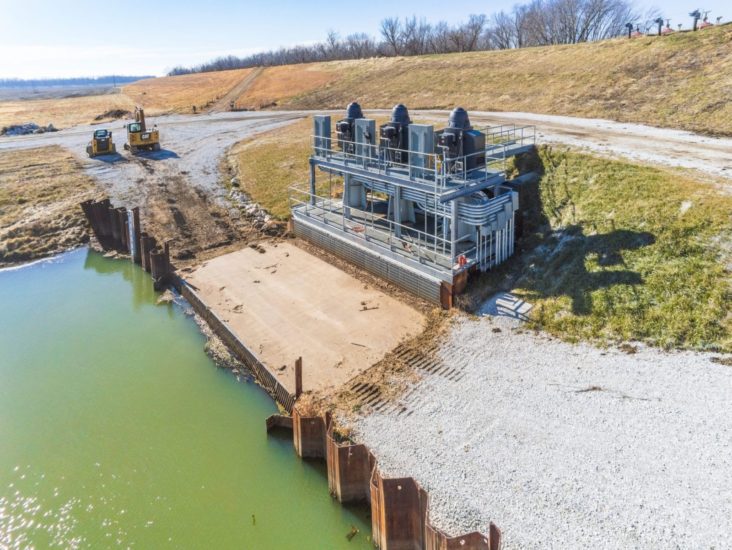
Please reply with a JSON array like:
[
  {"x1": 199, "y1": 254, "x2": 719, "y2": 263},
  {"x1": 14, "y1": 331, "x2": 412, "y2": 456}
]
[{"x1": 351, "y1": 312, "x2": 732, "y2": 549}]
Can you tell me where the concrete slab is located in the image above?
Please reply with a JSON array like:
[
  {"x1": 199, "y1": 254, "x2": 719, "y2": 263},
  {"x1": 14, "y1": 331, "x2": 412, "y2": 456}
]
[{"x1": 186, "y1": 242, "x2": 425, "y2": 394}]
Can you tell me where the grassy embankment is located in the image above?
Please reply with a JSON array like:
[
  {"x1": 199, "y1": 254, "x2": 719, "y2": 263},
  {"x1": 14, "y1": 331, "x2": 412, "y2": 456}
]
[
  {"x1": 0, "y1": 93, "x2": 135, "y2": 130},
  {"x1": 0, "y1": 146, "x2": 99, "y2": 266},
  {"x1": 232, "y1": 23, "x2": 732, "y2": 136},
  {"x1": 0, "y1": 69, "x2": 255, "y2": 129},
  {"x1": 231, "y1": 121, "x2": 732, "y2": 353},
  {"x1": 124, "y1": 68, "x2": 256, "y2": 113},
  {"x1": 483, "y1": 148, "x2": 732, "y2": 352},
  {"x1": 2, "y1": 24, "x2": 730, "y2": 132}
]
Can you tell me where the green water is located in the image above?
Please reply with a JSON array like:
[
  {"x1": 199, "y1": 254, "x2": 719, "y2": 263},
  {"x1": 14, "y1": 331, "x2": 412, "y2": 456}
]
[{"x1": 0, "y1": 249, "x2": 371, "y2": 549}]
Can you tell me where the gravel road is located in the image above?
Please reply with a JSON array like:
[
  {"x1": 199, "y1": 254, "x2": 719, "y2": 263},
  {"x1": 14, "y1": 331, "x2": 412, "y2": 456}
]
[
  {"x1": 417, "y1": 110, "x2": 732, "y2": 183},
  {"x1": 352, "y1": 313, "x2": 732, "y2": 549}
]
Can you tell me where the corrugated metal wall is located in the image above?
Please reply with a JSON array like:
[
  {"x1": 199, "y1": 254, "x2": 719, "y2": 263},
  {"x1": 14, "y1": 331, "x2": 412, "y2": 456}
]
[{"x1": 294, "y1": 219, "x2": 443, "y2": 304}]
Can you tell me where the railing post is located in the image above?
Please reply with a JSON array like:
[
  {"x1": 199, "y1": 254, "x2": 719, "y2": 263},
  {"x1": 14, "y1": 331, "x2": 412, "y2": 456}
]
[
  {"x1": 295, "y1": 357, "x2": 303, "y2": 399},
  {"x1": 309, "y1": 159, "x2": 316, "y2": 206}
]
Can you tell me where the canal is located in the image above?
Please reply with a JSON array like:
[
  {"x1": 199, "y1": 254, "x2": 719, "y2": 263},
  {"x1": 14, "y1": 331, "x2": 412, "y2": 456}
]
[{"x1": 0, "y1": 249, "x2": 371, "y2": 548}]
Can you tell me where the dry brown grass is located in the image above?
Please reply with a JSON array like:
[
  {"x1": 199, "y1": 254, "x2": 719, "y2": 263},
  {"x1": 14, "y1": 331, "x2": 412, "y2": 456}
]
[
  {"x1": 244, "y1": 24, "x2": 732, "y2": 135},
  {"x1": 0, "y1": 92, "x2": 135, "y2": 129},
  {"x1": 0, "y1": 146, "x2": 99, "y2": 265},
  {"x1": 234, "y1": 64, "x2": 337, "y2": 109},
  {"x1": 0, "y1": 69, "x2": 256, "y2": 129},
  {"x1": 123, "y1": 68, "x2": 255, "y2": 114},
  {"x1": 229, "y1": 118, "x2": 312, "y2": 219}
]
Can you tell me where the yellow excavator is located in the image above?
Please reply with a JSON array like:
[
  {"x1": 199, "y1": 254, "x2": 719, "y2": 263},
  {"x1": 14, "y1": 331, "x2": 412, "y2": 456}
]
[
  {"x1": 124, "y1": 107, "x2": 160, "y2": 153},
  {"x1": 86, "y1": 129, "x2": 116, "y2": 157}
]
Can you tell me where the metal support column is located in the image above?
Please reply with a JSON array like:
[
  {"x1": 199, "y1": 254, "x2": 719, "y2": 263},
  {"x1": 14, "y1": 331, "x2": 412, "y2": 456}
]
[
  {"x1": 450, "y1": 199, "x2": 458, "y2": 264},
  {"x1": 394, "y1": 186, "x2": 402, "y2": 238},
  {"x1": 343, "y1": 173, "x2": 351, "y2": 221},
  {"x1": 309, "y1": 159, "x2": 316, "y2": 206}
]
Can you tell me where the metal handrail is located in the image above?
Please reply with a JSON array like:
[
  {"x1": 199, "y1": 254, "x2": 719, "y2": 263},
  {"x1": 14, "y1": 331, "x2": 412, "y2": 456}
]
[
  {"x1": 310, "y1": 128, "x2": 535, "y2": 190},
  {"x1": 289, "y1": 184, "x2": 453, "y2": 265}
]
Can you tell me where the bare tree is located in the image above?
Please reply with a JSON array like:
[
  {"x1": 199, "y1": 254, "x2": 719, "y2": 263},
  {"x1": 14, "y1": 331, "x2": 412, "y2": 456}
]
[
  {"x1": 463, "y1": 14, "x2": 488, "y2": 51},
  {"x1": 325, "y1": 30, "x2": 340, "y2": 59},
  {"x1": 169, "y1": 0, "x2": 648, "y2": 75},
  {"x1": 345, "y1": 33, "x2": 376, "y2": 59},
  {"x1": 487, "y1": 11, "x2": 515, "y2": 49},
  {"x1": 429, "y1": 21, "x2": 453, "y2": 53},
  {"x1": 380, "y1": 17, "x2": 403, "y2": 55}
]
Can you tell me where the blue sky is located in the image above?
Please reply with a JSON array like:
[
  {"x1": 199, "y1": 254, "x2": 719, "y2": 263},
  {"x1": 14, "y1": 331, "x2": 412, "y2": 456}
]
[{"x1": 0, "y1": 0, "x2": 727, "y2": 78}]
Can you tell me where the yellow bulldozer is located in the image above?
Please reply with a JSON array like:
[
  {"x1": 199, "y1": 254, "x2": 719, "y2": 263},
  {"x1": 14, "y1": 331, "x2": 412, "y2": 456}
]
[
  {"x1": 86, "y1": 129, "x2": 116, "y2": 157},
  {"x1": 124, "y1": 107, "x2": 160, "y2": 153}
]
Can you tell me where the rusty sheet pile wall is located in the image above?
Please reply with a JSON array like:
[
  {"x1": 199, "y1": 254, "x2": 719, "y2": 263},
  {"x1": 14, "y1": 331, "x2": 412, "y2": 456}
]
[
  {"x1": 80, "y1": 198, "x2": 172, "y2": 290},
  {"x1": 291, "y1": 408, "x2": 501, "y2": 550}
]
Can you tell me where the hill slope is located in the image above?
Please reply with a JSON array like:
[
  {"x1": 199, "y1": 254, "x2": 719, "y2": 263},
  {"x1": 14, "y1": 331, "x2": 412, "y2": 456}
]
[
  {"x1": 0, "y1": 69, "x2": 256, "y2": 129},
  {"x1": 231, "y1": 24, "x2": 732, "y2": 136}
]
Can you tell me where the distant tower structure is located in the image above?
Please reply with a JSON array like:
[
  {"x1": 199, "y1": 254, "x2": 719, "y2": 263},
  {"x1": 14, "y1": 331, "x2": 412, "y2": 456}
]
[
  {"x1": 690, "y1": 9, "x2": 701, "y2": 31},
  {"x1": 654, "y1": 17, "x2": 664, "y2": 35},
  {"x1": 698, "y1": 11, "x2": 713, "y2": 29}
]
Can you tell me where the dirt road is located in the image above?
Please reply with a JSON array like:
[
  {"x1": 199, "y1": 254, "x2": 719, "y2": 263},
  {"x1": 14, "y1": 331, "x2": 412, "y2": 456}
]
[{"x1": 208, "y1": 67, "x2": 264, "y2": 113}]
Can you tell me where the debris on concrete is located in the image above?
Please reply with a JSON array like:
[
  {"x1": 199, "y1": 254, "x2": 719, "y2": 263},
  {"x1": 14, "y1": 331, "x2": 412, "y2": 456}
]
[
  {"x1": 229, "y1": 187, "x2": 281, "y2": 235},
  {"x1": 186, "y1": 242, "x2": 425, "y2": 395},
  {"x1": 156, "y1": 289, "x2": 176, "y2": 305}
]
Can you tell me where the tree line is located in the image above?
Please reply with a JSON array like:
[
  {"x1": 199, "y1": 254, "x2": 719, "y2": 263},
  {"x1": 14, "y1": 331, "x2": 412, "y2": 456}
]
[{"x1": 168, "y1": 0, "x2": 658, "y2": 75}]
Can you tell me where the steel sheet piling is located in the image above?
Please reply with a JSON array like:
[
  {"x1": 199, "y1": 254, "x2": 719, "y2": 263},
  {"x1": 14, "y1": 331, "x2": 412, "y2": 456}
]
[
  {"x1": 115, "y1": 207, "x2": 129, "y2": 253},
  {"x1": 140, "y1": 233, "x2": 154, "y2": 273},
  {"x1": 97, "y1": 199, "x2": 112, "y2": 241},
  {"x1": 132, "y1": 207, "x2": 141, "y2": 263},
  {"x1": 109, "y1": 205, "x2": 121, "y2": 249},
  {"x1": 163, "y1": 240, "x2": 171, "y2": 274},
  {"x1": 149, "y1": 249, "x2": 168, "y2": 290}
]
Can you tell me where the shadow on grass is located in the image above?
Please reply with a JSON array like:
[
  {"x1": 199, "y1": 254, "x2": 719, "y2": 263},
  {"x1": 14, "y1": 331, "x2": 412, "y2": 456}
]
[
  {"x1": 522, "y1": 225, "x2": 655, "y2": 315},
  {"x1": 480, "y1": 148, "x2": 656, "y2": 316}
]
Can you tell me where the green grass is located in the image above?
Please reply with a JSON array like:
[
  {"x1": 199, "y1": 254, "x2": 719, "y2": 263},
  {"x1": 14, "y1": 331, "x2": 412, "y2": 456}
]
[{"x1": 471, "y1": 147, "x2": 732, "y2": 352}]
